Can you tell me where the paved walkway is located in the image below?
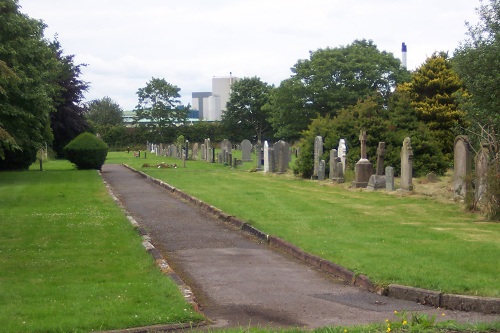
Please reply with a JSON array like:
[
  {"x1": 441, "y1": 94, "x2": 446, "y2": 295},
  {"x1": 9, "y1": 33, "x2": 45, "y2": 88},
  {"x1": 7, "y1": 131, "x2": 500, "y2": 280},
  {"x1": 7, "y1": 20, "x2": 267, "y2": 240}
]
[{"x1": 101, "y1": 164, "x2": 498, "y2": 329}]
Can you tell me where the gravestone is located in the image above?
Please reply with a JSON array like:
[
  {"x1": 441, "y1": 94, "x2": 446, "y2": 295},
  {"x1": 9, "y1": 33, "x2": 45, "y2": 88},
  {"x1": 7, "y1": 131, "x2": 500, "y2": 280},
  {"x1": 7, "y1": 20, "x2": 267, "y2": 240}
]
[
  {"x1": 192, "y1": 143, "x2": 199, "y2": 160},
  {"x1": 201, "y1": 144, "x2": 206, "y2": 161},
  {"x1": 453, "y1": 135, "x2": 472, "y2": 198},
  {"x1": 475, "y1": 141, "x2": 489, "y2": 202},
  {"x1": 241, "y1": 139, "x2": 252, "y2": 162},
  {"x1": 205, "y1": 138, "x2": 212, "y2": 163},
  {"x1": 338, "y1": 139, "x2": 347, "y2": 174},
  {"x1": 313, "y1": 136, "x2": 323, "y2": 179},
  {"x1": 318, "y1": 160, "x2": 326, "y2": 181},
  {"x1": 385, "y1": 166, "x2": 395, "y2": 191},
  {"x1": 330, "y1": 149, "x2": 344, "y2": 183},
  {"x1": 221, "y1": 139, "x2": 232, "y2": 153},
  {"x1": 367, "y1": 142, "x2": 387, "y2": 190},
  {"x1": 352, "y1": 131, "x2": 373, "y2": 188},
  {"x1": 263, "y1": 141, "x2": 275, "y2": 172},
  {"x1": 256, "y1": 142, "x2": 263, "y2": 169},
  {"x1": 400, "y1": 137, "x2": 414, "y2": 191},
  {"x1": 273, "y1": 140, "x2": 290, "y2": 173}
]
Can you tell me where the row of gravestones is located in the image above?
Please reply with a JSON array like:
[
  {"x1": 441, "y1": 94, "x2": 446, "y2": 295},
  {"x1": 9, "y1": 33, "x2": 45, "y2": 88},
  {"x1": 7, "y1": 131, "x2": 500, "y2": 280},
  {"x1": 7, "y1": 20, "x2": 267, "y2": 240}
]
[
  {"x1": 148, "y1": 139, "x2": 292, "y2": 173},
  {"x1": 454, "y1": 136, "x2": 489, "y2": 202},
  {"x1": 313, "y1": 131, "x2": 414, "y2": 191}
]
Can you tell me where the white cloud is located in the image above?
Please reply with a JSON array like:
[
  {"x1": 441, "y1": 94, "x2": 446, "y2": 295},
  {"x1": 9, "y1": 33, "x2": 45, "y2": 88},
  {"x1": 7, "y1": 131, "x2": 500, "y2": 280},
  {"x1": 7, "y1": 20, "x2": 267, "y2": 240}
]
[{"x1": 19, "y1": 0, "x2": 479, "y2": 110}]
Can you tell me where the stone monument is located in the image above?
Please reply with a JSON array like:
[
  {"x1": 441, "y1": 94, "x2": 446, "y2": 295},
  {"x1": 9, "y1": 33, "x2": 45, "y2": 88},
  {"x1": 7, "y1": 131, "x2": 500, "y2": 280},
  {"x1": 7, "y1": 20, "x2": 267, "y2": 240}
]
[
  {"x1": 352, "y1": 131, "x2": 373, "y2": 188},
  {"x1": 400, "y1": 137, "x2": 414, "y2": 191},
  {"x1": 313, "y1": 136, "x2": 323, "y2": 179},
  {"x1": 453, "y1": 135, "x2": 472, "y2": 198}
]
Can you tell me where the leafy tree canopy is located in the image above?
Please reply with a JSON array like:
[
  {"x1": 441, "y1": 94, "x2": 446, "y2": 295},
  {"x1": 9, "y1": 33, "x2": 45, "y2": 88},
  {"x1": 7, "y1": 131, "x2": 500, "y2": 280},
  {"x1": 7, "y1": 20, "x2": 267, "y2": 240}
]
[
  {"x1": 221, "y1": 76, "x2": 273, "y2": 143},
  {"x1": 268, "y1": 39, "x2": 410, "y2": 141},
  {"x1": 86, "y1": 96, "x2": 124, "y2": 127},
  {"x1": 454, "y1": 0, "x2": 500, "y2": 133}
]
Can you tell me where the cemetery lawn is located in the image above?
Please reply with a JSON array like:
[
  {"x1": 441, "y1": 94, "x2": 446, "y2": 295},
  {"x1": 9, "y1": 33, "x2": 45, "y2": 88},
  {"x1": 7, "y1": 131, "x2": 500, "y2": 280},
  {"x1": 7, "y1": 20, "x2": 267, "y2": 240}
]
[
  {"x1": 112, "y1": 152, "x2": 500, "y2": 298},
  {"x1": 0, "y1": 159, "x2": 203, "y2": 333}
]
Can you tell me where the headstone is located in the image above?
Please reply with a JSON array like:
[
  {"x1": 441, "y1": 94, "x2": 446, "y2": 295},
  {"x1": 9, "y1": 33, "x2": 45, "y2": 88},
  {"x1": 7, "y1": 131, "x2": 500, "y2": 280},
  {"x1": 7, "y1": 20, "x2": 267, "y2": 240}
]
[
  {"x1": 221, "y1": 139, "x2": 232, "y2": 153},
  {"x1": 192, "y1": 143, "x2": 199, "y2": 160},
  {"x1": 201, "y1": 144, "x2": 206, "y2": 160},
  {"x1": 172, "y1": 145, "x2": 178, "y2": 160},
  {"x1": 375, "y1": 142, "x2": 386, "y2": 175},
  {"x1": 338, "y1": 139, "x2": 347, "y2": 174},
  {"x1": 273, "y1": 140, "x2": 290, "y2": 173},
  {"x1": 400, "y1": 137, "x2": 414, "y2": 191},
  {"x1": 313, "y1": 136, "x2": 323, "y2": 179},
  {"x1": 256, "y1": 142, "x2": 263, "y2": 169},
  {"x1": 205, "y1": 138, "x2": 212, "y2": 163},
  {"x1": 426, "y1": 172, "x2": 437, "y2": 183},
  {"x1": 241, "y1": 139, "x2": 252, "y2": 162},
  {"x1": 352, "y1": 131, "x2": 373, "y2": 188},
  {"x1": 318, "y1": 160, "x2": 326, "y2": 181},
  {"x1": 385, "y1": 166, "x2": 395, "y2": 191},
  {"x1": 475, "y1": 141, "x2": 489, "y2": 202},
  {"x1": 263, "y1": 141, "x2": 275, "y2": 172},
  {"x1": 453, "y1": 135, "x2": 472, "y2": 197},
  {"x1": 330, "y1": 149, "x2": 344, "y2": 183}
]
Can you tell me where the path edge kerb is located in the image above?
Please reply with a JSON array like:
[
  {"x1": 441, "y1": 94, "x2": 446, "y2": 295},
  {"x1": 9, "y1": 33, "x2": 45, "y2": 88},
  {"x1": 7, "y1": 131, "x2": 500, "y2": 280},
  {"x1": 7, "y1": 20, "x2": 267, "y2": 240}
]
[
  {"x1": 99, "y1": 170, "x2": 209, "y2": 330},
  {"x1": 122, "y1": 164, "x2": 500, "y2": 315}
]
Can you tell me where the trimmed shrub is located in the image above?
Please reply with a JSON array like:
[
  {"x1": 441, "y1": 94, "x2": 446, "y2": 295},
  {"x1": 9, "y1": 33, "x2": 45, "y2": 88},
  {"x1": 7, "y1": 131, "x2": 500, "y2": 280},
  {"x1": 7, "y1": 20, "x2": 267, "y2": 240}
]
[{"x1": 64, "y1": 132, "x2": 108, "y2": 170}]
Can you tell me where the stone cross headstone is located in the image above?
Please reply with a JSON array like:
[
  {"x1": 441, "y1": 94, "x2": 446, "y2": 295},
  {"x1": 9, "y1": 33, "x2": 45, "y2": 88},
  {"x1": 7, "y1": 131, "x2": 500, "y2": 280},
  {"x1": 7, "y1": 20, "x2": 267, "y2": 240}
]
[
  {"x1": 318, "y1": 160, "x2": 326, "y2": 181},
  {"x1": 475, "y1": 142, "x2": 489, "y2": 202},
  {"x1": 313, "y1": 136, "x2": 323, "y2": 179},
  {"x1": 385, "y1": 166, "x2": 395, "y2": 191},
  {"x1": 338, "y1": 139, "x2": 347, "y2": 174},
  {"x1": 453, "y1": 135, "x2": 472, "y2": 198},
  {"x1": 241, "y1": 139, "x2": 252, "y2": 162},
  {"x1": 352, "y1": 130, "x2": 373, "y2": 188},
  {"x1": 273, "y1": 140, "x2": 290, "y2": 173},
  {"x1": 400, "y1": 137, "x2": 414, "y2": 191},
  {"x1": 376, "y1": 142, "x2": 386, "y2": 175}
]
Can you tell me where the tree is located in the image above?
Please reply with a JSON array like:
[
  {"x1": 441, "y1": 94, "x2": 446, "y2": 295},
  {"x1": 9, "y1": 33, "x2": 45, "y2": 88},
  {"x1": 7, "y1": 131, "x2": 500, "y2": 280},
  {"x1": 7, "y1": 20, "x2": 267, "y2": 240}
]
[
  {"x1": 454, "y1": 0, "x2": 500, "y2": 131},
  {"x1": 86, "y1": 96, "x2": 123, "y2": 127},
  {"x1": 399, "y1": 53, "x2": 467, "y2": 161},
  {"x1": 135, "y1": 77, "x2": 187, "y2": 141},
  {"x1": 0, "y1": 0, "x2": 59, "y2": 170},
  {"x1": 268, "y1": 39, "x2": 410, "y2": 141},
  {"x1": 49, "y1": 40, "x2": 90, "y2": 158},
  {"x1": 221, "y1": 77, "x2": 273, "y2": 143}
]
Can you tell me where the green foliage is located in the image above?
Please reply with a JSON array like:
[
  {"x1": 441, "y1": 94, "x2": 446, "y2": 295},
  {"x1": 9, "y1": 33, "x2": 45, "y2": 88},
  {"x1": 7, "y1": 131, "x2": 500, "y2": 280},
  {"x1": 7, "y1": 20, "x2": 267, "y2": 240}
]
[
  {"x1": 399, "y1": 53, "x2": 467, "y2": 161},
  {"x1": 135, "y1": 77, "x2": 188, "y2": 140},
  {"x1": 454, "y1": 0, "x2": 500, "y2": 132},
  {"x1": 0, "y1": 0, "x2": 59, "y2": 169},
  {"x1": 86, "y1": 96, "x2": 124, "y2": 126},
  {"x1": 268, "y1": 39, "x2": 410, "y2": 141},
  {"x1": 63, "y1": 132, "x2": 108, "y2": 170},
  {"x1": 222, "y1": 76, "x2": 273, "y2": 143}
]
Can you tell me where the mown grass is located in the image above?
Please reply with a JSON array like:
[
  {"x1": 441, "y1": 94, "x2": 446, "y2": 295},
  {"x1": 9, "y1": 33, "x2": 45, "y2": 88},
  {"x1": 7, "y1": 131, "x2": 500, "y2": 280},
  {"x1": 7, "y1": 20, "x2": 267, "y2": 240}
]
[
  {"x1": 111, "y1": 151, "x2": 500, "y2": 297},
  {"x1": 0, "y1": 159, "x2": 203, "y2": 333}
]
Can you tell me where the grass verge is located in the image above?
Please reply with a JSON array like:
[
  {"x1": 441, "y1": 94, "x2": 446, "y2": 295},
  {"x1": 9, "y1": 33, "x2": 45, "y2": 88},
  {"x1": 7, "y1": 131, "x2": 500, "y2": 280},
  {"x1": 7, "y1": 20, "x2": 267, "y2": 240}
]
[
  {"x1": 0, "y1": 159, "x2": 203, "y2": 333},
  {"x1": 110, "y1": 151, "x2": 500, "y2": 297}
]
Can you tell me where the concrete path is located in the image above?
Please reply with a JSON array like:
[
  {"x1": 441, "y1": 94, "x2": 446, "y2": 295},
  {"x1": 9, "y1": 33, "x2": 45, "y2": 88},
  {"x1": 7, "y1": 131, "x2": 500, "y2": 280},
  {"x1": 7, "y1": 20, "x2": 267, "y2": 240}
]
[{"x1": 101, "y1": 164, "x2": 498, "y2": 329}]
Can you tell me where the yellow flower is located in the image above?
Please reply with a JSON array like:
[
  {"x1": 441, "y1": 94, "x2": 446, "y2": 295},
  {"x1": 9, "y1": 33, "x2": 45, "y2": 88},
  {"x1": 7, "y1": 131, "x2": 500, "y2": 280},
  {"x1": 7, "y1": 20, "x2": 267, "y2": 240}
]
[
  {"x1": 394, "y1": 310, "x2": 398, "y2": 314},
  {"x1": 344, "y1": 330, "x2": 347, "y2": 333},
  {"x1": 385, "y1": 319, "x2": 389, "y2": 323},
  {"x1": 387, "y1": 327, "x2": 391, "y2": 332},
  {"x1": 442, "y1": 313, "x2": 446, "y2": 316},
  {"x1": 403, "y1": 320, "x2": 408, "y2": 325}
]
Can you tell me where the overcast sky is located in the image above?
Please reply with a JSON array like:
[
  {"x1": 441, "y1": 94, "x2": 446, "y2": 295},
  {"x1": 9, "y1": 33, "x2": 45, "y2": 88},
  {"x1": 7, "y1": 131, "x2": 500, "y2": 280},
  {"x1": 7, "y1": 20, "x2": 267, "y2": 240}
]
[{"x1": 19, "y1": 0, "x2": 479, "y2": 111}]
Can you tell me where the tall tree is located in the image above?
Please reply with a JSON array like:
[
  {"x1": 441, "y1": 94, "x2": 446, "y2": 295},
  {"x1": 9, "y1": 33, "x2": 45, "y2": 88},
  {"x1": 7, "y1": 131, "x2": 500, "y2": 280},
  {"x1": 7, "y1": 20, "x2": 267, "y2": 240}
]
[
  {"x1": 454, "y1": 0, "x2": 500, "y2": 132},
  {"x1": 0, "y1": 0, "x2": 59, "y2": 169},
  {"x1": 221, "y1": 77, "x2": 273, "y2": 143},
  {"x1": 267, "y1": 39, "x2": 410, "y2": 141},
  {"x1": 135, "y1": 77, "x2": 187, "y2": 141},
  {"x1": 49, "y1": 40, "x2": 90, "y2": 158},
  {"x1": 86, "y1": 96, "x2": 123, "y2": 127},
  {"x1": 399, "y1": 53, "x2": 467, "y2": 161}
]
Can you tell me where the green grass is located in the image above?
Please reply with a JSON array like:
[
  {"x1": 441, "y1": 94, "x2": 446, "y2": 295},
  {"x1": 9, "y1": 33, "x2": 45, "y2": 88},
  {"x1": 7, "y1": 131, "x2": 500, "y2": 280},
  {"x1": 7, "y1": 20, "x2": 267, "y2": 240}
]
[
  {"x1": 111, "y1": 151, "x2": 500, "y2": 297},
  {"x1": 0, "y1": 159, "x2": 203, "y2": 333}
]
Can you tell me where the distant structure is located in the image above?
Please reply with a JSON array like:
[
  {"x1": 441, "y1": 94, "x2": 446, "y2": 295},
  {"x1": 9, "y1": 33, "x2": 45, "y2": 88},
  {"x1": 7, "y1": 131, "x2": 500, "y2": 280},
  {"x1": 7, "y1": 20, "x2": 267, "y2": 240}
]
[
  {"x1": 401, "y1": 42, "x2": 408, "y2": 69},
  {"x1": 192, "y1": 73, "x2": 240, "y2": 121}
]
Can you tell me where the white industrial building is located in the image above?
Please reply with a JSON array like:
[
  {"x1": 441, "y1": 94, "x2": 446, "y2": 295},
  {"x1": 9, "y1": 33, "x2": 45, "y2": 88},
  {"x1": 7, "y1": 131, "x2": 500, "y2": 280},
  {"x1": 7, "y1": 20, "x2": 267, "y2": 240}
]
[{"x1": 192, "y1": 75, "x2": 239, "y2": 121}]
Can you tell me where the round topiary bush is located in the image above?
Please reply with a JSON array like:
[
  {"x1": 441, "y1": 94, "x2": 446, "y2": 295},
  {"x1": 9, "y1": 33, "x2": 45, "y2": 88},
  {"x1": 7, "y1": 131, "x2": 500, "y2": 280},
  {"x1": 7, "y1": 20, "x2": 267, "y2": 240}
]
[{"x1": 63, "y1": 132, "x2": 108, "y2": 170}]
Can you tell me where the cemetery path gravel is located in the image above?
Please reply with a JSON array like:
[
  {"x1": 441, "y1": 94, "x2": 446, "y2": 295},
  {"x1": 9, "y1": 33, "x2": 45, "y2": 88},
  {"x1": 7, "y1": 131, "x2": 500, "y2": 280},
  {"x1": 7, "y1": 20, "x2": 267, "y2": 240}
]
[{"x1": 101, "y1": 164, "x2": 499, "y2": 329}]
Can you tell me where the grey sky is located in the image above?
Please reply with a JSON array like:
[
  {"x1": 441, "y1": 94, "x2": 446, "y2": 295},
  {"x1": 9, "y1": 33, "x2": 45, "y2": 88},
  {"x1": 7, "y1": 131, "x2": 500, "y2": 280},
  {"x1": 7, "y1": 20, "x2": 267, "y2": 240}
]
[{"x1": 19, "y1": 0, "x2": 478, "y2": 110}]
